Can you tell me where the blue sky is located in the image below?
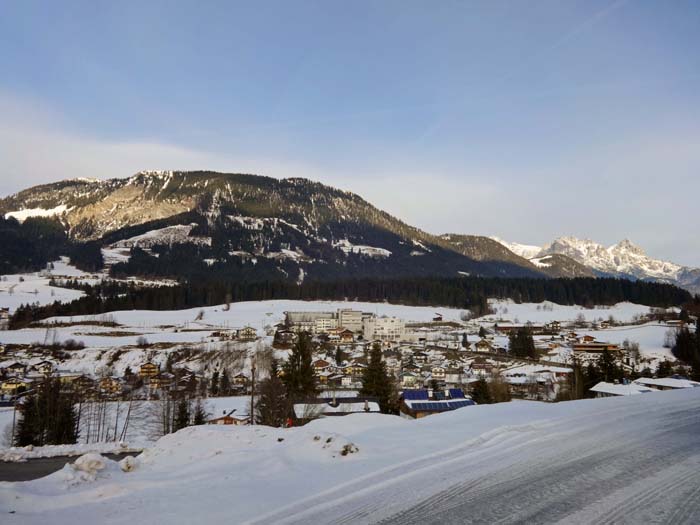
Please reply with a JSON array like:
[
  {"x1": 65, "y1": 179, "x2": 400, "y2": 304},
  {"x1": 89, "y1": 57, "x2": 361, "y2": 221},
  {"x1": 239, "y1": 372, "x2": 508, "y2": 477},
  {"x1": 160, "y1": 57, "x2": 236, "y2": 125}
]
[{"x1": 1, "y1": 1, "x2": 699, "y2": 264}]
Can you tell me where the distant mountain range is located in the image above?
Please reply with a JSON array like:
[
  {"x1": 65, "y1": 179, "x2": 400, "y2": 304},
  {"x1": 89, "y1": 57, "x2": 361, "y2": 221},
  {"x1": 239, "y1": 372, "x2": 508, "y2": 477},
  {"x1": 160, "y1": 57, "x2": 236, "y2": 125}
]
[
  {"x1": 1, "y1": 170, "x2": 697, "y2": 293},
  {"x1": 491, "y1": 236, "x2": 700, "y2": 294}
]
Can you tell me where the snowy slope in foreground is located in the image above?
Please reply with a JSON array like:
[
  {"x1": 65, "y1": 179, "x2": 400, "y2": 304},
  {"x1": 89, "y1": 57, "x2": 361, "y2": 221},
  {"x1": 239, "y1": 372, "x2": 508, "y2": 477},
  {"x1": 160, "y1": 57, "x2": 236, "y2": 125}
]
[{"x1": 3, "y1": 389, "x2": 700, "y2": 524}]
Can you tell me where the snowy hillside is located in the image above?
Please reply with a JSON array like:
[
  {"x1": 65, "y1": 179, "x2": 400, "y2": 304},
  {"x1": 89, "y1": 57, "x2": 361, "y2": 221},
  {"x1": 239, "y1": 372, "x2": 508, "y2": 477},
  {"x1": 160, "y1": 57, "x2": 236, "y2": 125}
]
[
  {"x1": 2, "y1": 388, "x2": 699, "y2": 524},
  {"x1": 0, "y1": 259, "x2": 86, "y2": 313}
]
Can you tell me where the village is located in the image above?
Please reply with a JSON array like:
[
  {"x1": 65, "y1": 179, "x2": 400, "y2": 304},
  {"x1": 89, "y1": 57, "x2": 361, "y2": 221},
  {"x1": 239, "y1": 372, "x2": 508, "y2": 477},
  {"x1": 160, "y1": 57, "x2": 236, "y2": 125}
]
[{"x1": 1, "y1": 301, "x2": 697, "y2": 432}]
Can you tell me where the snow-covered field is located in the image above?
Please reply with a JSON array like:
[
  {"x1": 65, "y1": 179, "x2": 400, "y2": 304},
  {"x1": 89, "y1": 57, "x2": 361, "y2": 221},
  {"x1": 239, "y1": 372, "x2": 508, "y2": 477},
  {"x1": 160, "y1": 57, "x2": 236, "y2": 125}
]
[
  {"x1": 33, "y1": 298, "x2": 659, "y2": 331},
  {"x1": 1, "y1": 298, "x2": 666, "y2": 367},
  {"x1": 485, "y1": 299, "x2": 657, "y2": 324},
  {"x1": 0, "y1": 260, "x2": 86, "y2": 313},
  {"x1": 580, "y1": 323, "x2": 676, "y2": 362},
  {"x1": 2, "y1": 388, "x2": 699, "y2": 524}
]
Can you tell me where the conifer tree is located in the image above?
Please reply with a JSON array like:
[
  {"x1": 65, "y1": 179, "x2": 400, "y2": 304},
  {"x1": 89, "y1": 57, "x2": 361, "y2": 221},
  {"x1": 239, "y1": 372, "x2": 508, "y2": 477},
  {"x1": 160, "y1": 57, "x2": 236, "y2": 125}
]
[
  {"x1": 282, "y1": 333, "x2": 317, "y2": 401},
  {"x1": 14, "y1": 394, "x2": 39, "y2": 447},
  {"x1": 173, "y1": 399, "x2": 191, "y2": 431},
  {"x1": 598, "y1": 349, "x2": 622, "y2": 382},
  {"x1": 656, "y1": 360, "x2": 674, "y2": 378},
  {"x1": 192, "y1": 399, "x2": 208, "y2": 425},
  {"x1": 360, "y1": 343, "x2": 393, "y2": 413},
  {"x1": 256, "y1": 360, "x2": 290, "y2": 426},
  {"x1": 470, "y1": 378, "x2": 492, "y2": 404},
  {"x1": 14, "y1": 377, "x2": 77, "y2": 446},
  {"x1": 335, "y1": 347, "x2": 345, "y2": 366},
  {"x1": 509, "y1": 326, "x2": 537, "y2": 359},
  {"x1": 219, "y1": 369, "x2": 231, "y2": 396},
  {"x1": 210, "y1": 370, "x2": 220, "y2": 396}
]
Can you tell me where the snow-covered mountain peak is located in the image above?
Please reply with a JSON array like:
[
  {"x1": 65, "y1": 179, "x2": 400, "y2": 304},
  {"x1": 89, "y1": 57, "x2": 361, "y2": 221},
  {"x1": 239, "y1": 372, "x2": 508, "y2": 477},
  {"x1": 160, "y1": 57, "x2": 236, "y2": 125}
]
[
  {"x1": 136, "y1": 170, "x2": 175, "y2": 178},
  {"x1": 611, "y1": 239, "x2": 645, "y2": 257},
  {"x1": 488, "y1": 237, "x2": 542, "y2": 260},
  {"x1": 493, "y1": 234, "x2": 699, "y2": 293}
]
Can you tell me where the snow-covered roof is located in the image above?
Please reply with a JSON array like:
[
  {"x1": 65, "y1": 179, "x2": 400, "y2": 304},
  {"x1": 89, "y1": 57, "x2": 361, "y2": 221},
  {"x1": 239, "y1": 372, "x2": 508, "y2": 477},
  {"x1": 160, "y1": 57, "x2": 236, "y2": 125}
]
[
  {"x1": 590, "y1": 382, "x2": 655, "y2": 396},
  {"x1": 318, "y1": 390, "x2": 360, "y2": 399},
  {"x1": 293, "y1": 401, "x2": 380, "y2": 418},
  {"x1": 633, "y1": 377, "x2": 700, "y2": 390},
  {"x1": 503, "y1": 364, "x2": 572, "y2": 376}
]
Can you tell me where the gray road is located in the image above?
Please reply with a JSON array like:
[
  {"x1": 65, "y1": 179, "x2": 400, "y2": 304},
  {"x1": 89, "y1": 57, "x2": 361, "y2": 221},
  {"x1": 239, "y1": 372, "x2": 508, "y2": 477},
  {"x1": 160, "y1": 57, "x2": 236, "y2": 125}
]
[{"x1": 0, "y1": 453, "x2": 137, "y2": 482}]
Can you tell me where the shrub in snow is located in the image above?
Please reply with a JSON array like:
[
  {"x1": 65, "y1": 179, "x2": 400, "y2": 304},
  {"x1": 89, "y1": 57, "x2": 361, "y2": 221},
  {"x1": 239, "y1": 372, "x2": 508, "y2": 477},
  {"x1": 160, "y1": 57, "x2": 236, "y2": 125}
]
[{"x1": 340, "y1": 443, "x2": 359, "y2": 456}]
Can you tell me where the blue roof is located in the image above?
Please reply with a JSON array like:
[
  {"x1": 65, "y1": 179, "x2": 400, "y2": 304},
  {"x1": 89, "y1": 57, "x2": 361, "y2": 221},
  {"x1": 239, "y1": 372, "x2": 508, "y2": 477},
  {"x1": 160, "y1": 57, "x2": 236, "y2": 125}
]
[
  {"x1": 403, "y1": 390, "x2": 429, "y2": 401},
  {"x1": 447, "y1": 400, "x2": 476, "y2": 409},
  {"x1": 409, "y1": 399, "x2": 476, "y2": 412},
  {"x1": 448, "y1": 388, "x2": 465, "y2": 399},
  {"x1": 411, "y1": 402, "x2": 451, "y2": 412}
]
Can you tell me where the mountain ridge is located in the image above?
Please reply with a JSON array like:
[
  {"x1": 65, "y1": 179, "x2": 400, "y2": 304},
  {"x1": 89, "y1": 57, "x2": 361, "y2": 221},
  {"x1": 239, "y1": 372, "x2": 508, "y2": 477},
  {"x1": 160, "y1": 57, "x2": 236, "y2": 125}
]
[
  {"x1": 2, "y1": 171, "x2": 696, "y2": 292},
  {"x1": 0, "y1": 171, "x2": 544, "y2": 282}
]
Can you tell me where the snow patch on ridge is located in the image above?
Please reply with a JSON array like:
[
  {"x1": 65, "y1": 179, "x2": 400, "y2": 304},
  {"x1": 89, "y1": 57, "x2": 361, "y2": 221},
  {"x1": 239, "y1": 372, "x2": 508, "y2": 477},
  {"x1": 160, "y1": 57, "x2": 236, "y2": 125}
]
[
  {"x1": 5, "y1": 204, "x2": 71, "y2": 222},
  {"x1": 111, "y1": 224, "x2": 211, "y2": 249},
  {"x1": 490, "y1": 237, "x2": 541, "y2": 260},
  {"x1": 334, "y1": 239, "x2": 392, "y2": 258}
]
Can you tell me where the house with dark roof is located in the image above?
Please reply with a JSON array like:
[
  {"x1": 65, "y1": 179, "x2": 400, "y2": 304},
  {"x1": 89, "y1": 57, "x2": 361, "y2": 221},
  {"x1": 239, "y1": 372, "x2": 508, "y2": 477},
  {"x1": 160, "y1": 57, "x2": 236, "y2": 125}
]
[{"x1": 400, "y1": 388, "x2": 475, "y2": 419}]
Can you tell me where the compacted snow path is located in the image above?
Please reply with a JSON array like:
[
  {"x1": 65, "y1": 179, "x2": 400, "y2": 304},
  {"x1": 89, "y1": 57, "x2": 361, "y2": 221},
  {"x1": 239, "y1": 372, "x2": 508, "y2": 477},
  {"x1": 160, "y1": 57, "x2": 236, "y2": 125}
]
[
  {"x1": 252, "y1": 393, "x2": 700, "y2": 525},
  {"x1": 379, "y1": 408, "x2": 700, "y2": 524}
]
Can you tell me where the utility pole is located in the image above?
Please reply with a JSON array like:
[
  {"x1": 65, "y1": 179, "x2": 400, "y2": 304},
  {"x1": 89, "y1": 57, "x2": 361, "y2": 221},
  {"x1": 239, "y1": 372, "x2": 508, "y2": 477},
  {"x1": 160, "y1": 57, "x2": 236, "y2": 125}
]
[
  {"x1": 11, "y1": 401, "x2": 17, "y2": 445},
  {"x1": 249, "y1": 356, "x2": 256, "y2": 425}
]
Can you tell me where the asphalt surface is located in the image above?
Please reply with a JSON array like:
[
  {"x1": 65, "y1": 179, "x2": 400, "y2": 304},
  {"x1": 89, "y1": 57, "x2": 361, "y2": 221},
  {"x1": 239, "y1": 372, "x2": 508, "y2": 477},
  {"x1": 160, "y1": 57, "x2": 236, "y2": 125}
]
[{"x1": 0, "y1": 453, "x2": 137, "y2": 482}]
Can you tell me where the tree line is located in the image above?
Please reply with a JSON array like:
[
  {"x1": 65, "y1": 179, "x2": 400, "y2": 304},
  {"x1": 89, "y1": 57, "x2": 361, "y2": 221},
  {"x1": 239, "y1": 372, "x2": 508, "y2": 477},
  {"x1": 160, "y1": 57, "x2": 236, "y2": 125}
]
[
  {"x1": 10, "y1": 275, "x2": 691, "y2": 329},
  {"x1": 671, "y1": 319, "x2": 700, "y2": 380},
  {"x1": 0, "y1": 216, "x2": 103, "y2": 274}
]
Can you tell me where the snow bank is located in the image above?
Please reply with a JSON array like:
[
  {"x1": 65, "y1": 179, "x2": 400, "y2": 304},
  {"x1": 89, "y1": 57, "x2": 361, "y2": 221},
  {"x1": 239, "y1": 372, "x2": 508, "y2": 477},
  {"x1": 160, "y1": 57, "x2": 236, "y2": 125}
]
[
  {"x1": 0, "y1": 442, "x2": 142, "y2": 463},
  {"x1": 2, "y1": 389, "x2": 699, "y2": 524}
]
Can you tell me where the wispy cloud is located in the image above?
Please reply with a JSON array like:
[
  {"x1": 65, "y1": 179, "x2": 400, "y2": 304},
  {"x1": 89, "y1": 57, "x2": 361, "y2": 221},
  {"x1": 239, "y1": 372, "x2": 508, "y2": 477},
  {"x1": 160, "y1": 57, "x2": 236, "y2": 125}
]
[{"x1": 0, "y1": 93, "x2": 325, "y2": 196}]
